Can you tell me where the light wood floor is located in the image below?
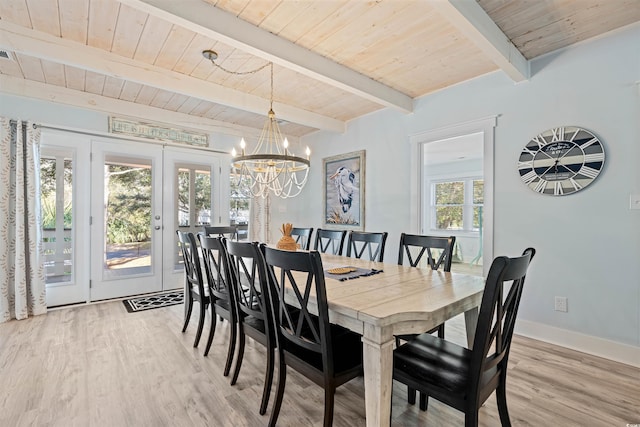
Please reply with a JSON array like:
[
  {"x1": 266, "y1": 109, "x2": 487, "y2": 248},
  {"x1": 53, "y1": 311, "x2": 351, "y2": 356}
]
[{"x1": 0, "y1": 301, "x2": 638, "y2": 427}]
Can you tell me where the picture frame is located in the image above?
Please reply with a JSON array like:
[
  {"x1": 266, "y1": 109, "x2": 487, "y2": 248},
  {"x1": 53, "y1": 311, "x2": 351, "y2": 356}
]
[{"x1": 323, "y1": 150, "x2": 365, "y2": 231}]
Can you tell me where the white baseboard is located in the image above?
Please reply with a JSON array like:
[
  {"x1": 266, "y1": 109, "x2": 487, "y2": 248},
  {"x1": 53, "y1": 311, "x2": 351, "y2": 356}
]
[{"x1": 515, "y1": 319, "x2": 640, "y2": 368}]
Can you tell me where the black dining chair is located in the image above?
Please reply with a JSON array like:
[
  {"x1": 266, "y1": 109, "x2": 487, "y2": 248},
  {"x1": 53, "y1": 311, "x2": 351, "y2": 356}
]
[
  {"x1": 263, "y1": 247, "x2": 363, "y2": 427},
  {"x1": 393, "y1": 248, "x2": 536, "y2": 427},
  {"x1": 290, "y1": 227, "x2": 314, "y2": 250},
  {"x1": 203, "y1": 225, "x2": 238, "y2": 240},
  {"x1": 345, "y1": 230, "x2": 388, "y2": 262},
  {"x1": 396, "y1": 233, "x2": 456, "y2": 408},
  {"x1": 198, "y1": 235, "x2": 237, "y2": 376},
  {"x1": 397, "y1": 233, "x2": 456, "y2": 340},
  {"x1": 313, "y1": 228, "x2": 347, "y2": 255},
  {"x1": 225, "y1": 240, "x2": 276, "y2": 416},
  {"x1": 176, "y1": 230, "x2": 209, "y2": 348}
]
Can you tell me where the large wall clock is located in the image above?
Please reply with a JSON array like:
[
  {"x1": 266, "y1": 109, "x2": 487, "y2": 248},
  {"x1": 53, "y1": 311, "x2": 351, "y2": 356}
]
[{"x1": 518, "y1": 126, "x2": 605, "y2": 196}]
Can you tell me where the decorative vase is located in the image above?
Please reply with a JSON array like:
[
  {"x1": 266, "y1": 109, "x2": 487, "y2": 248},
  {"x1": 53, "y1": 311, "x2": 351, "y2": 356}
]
[{"x1": 276, "y1": 223, "x2": 299, "y2": 251}]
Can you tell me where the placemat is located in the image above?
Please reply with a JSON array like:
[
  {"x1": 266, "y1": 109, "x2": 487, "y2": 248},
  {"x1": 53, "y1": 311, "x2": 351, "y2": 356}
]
[{"x1": 324, "y1": 267, "x2": 383, "y2": 282}]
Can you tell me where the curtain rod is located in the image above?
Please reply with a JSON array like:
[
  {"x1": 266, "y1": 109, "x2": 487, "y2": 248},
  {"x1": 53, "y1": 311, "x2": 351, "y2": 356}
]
[{"x1": 32, "y1": 123, "x2": 229, "y2": 155}]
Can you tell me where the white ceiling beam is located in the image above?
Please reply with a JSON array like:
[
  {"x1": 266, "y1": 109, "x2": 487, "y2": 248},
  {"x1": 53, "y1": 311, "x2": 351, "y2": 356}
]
[
  {"x1": 118, "y1": 0, "x2": 414, "y2": 113},
  {"x1": 0, "y1": 74, "x2": 267, "y2": 140},
  {"x1": 431, "y1": 0, "x2": 530, "y2": 82},
  {"x1": 0, "y1": 20, "x2": 344, "y2": 133}
]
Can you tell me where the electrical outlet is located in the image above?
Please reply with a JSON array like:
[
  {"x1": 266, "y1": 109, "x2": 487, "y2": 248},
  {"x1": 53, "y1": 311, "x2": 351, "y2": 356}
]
[{"x1": 554, "y1": 296, "x2": 568, "y2": 312}]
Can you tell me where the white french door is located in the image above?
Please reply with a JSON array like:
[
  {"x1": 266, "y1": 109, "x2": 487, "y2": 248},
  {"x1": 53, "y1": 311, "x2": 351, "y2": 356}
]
[
  {"x1": 41, "y1": 132, "x2": 90, "y2": 306},
  {"x1": 42, "y1": 131, "x2": 225, "y2": 305},
  {"x1": 90, "y1": 140, "x2": 164, "y2": 301},
  {"x1": 161, "y1": 146, "x2": 223, "y2": 292}
]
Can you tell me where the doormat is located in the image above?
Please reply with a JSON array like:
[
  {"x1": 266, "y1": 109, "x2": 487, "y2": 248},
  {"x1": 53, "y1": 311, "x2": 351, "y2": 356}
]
[{"x1": 123, "y1": 290, "x2": 184, "y2": 313}]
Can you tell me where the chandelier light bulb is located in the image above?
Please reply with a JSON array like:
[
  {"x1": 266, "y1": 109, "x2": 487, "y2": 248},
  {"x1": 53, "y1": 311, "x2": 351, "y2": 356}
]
[
  {"x1": 306, "y1": 146, "x2": 311, "y2": 159},
  {"x1": 283, "y1": 138, "x2": 289, "y2": 149},
  {"x1": 231, "y1": 147, "x2": 237, "y2": 157}
]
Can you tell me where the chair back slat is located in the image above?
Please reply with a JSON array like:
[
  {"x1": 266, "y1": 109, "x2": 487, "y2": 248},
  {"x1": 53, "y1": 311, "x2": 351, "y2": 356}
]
[
  {"x1": 314, "y1": 229, "x2": 347, "y2": 255},
  {"x1": 398, "y1": 233, "x2": 456, "y2": 271},
  {"x1": 198, "y1": 235, "x2": 231, "y2": 301},
  {"x1": 226, "y1": 240, "x2": 270, "y2": 323},
  {"x1": 346, "y1": 231, "x2": 388, "y2": 262},
  {"x1": 264, "y1": 248, "x2": 331, "y2": 359},
  {"x1": 177, "y1": 231, "x2": 205, "y2": 294},
  {"x1": 291, "y1": 227, "x2": 314, "y2": 251},
  {"x1": 470, "y1": 248, "x2": 536, "y2": 391}
]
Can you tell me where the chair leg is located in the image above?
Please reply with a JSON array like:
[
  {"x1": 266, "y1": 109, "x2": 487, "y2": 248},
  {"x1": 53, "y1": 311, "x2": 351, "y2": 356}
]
[
  {"x1": 223, "y1": 317, "x2": 237, "y2": 377},
  {"x1": 323, "y1": 386, "x2": 335, "y2": 427},
  {"x1": 464, "y1": 410, "x2": 479, "y2": 427},
  {"x1": 259, "y1": 344, "x2": 275, "y2": 415},
  {"x1": 182, "y1": 291, "x2": 193, "y2": 333},
  {"x1": 268, "y1": 359, "x2": 286, "y2": 427},
  {"x1": 437, "y1": 323, "x2": 445, "y2": 339},
  {"x1": 496, "y1": 375, "x2": 512, "y2": 427},
  {"x1": 193, "y1": 301, "x2": 206, "y2": 348},
  {"x1": 407, "y1": 387, "x2": 416, "y2": 405},
  {"x1": 203, "y1": 304, "x2": 218, "y2": 356},
  {"x1": 230, "y1": 329, "x2": 246, "y2": 385},
  {"x1": 419, "y1": 392, "x2": 428, "y2": 411}
]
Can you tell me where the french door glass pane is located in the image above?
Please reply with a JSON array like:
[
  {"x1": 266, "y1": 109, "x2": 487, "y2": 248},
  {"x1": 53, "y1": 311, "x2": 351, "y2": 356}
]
[
  {"x1": 104, "y1": 158, "x2": 152, "y2": 277},
  {"x1": 175, "y1": 166, "x2": 212, "y2": 269},
  {"x1": 41, "y1": 155, "x2": 73, "y2": 284}
]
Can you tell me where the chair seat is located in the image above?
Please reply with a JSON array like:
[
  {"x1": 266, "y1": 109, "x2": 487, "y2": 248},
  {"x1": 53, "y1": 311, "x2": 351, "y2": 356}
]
[
  {"x1": 394, "y1": 333, "x2": 471, "y2": 394},
  {"x1": 191, "y1": 284, "x2": 210, "y2": 299},
  {"x1": 243, "y1": 314, "x2": 266, "y2": 333},
  {"x1": 213, "y1": 298, "x2": 231, "y2": 311},
  {"x1": 283, "y1": 324, "x2": 363, "y2": 381}
]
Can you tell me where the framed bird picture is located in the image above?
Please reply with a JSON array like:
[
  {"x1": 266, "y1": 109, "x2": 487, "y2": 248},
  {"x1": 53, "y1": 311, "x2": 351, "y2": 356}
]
[{"x1": 323, "y1": 150, "x2": 365, "y2": 231}]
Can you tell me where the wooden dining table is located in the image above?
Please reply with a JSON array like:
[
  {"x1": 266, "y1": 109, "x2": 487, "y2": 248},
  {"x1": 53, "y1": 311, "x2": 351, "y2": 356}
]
[{"x1": 295, "y1": 253, "x2": 486, "y2": 427}]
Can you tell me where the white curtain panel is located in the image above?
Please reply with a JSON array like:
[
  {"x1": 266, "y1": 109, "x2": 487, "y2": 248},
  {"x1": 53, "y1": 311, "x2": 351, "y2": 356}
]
[
  {"x1": 0, "y1": 118, "x2": 47, "y2": 323},
  {"x1": 249, "y1": 193, "x2": 271, "y2": 244}
]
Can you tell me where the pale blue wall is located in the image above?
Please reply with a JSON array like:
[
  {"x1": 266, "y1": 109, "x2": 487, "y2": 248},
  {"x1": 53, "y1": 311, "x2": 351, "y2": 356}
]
[{"x1": 288, "y1": 24, "x2": 640, "y2": 348}]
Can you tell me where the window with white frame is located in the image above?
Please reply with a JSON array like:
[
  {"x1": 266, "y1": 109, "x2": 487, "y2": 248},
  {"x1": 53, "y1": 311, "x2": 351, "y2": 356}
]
[{"x1": 431, "y1": 177, "x2": 483, "y2": 232}]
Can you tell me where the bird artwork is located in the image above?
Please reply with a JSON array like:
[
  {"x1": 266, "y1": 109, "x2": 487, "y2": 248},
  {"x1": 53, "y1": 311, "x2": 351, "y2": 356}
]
[{"x1": 330, "y1": 166, "x2": 357, "y2": 213}]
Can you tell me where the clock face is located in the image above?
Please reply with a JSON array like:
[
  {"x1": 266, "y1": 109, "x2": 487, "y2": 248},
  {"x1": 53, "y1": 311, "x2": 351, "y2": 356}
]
[{"x1": 518, "y1": 126, "x2": 605, "y2": 196}]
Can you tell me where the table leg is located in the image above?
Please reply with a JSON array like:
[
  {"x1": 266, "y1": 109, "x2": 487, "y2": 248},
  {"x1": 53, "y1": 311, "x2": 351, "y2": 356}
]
[
  {"x1": 362, "y1": 325, "x2": 395, "y2": 427},
  {"x1": 464, "y1": 306, "x2": 479, "y2": 348}
]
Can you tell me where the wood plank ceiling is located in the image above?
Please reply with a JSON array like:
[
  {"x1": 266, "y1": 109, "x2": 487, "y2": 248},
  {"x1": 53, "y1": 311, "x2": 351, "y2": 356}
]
[{"x1": 0, "y1": 0, "x2": 639, "y2": 138}]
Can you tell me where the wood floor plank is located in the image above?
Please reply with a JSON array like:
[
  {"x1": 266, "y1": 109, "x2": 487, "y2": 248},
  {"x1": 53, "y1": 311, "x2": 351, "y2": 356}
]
[{"x1": 0, "y1": 301, "x2": 637, "y2": 426}]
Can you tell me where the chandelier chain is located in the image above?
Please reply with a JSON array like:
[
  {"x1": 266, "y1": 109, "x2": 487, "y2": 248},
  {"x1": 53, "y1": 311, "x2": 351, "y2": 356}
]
[{"x1": 205, "y1": 57, "x2": 271, "y2": 76}]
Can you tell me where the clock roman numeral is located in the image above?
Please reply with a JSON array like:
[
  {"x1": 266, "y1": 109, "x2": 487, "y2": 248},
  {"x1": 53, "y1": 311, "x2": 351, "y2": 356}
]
[
  {"x1": 554, "y1": 181, "x2": 564, "y2": 195},
  {"x1": 551, "y1": 127, "x2": 565, "y2": 141},
  {"x1": 578, "y1": 165, "x2": 600, "y2": 179},
  {"x1": 521, "y1": 170, "x2": 537, "y2": 184},
  {"x1": 518, "y1": 160, "x2": 533, "y2": 169},
  {"x1": 567, "y1": 128, "x2": 580, "y2": 142},
  {"x1": 531, "y1": 134, "x2": 549, "y2": 148},
  {"x1": 579, "y1": 137, "x2": 599, "y2": 150},
  {"x1": 533, "y1": 179, "x2": 547, "y2": 193},
  {"x1": 569, "y1": 178, "x2": 583, "y2": 191},
  {"x1": 584, "y1": 152, "x2": 604, "y2": 162}
]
